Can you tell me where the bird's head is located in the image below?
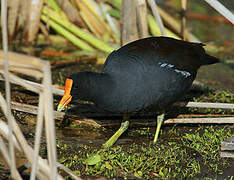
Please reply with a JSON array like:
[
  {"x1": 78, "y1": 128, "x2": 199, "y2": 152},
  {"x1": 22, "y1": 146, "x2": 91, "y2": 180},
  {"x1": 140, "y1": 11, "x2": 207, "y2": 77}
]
[
  {"x1": 57, "y1": 71, "x2": 108, "y2": 111},
  {"x1": 57, "y1": 78, "x2": 73, "y2": 112}
]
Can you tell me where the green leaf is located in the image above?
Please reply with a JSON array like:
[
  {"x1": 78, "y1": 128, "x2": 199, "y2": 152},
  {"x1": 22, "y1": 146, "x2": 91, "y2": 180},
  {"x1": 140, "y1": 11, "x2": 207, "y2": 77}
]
[{"x1": 85, "y1": 154, "x2": 102, "y2": 165}]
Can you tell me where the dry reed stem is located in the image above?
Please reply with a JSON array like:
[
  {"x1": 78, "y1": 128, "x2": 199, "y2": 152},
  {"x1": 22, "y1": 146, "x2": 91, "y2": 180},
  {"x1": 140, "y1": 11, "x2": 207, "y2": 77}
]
[
  {"x1": 0, "y1": 71, "x2": 64, "y2": 95},
  {"x1": 30, "y1": 93, "x2": 44, "y2": 180},
  {"x1": 178, "y1": 114, "x2": 234, "y2": 117},
  {"x1": 0, "y1": 120, "x2": 21, "y2": 151},
  {"x1": 0, "y1": 71, "x2": 40, "y2": 93},
  {"x1": 136, "y1": 0, "x2": 148, "y2": 38},
  {"x1": 82, "y1": 0, "x2": 110, "y2": 33},
  {"x1": 39, "y1": 22, "x2": 50, "y2": 38},
  {"x1": 185, "y1": 102, "x2": 234, "y2": 109},
  {"x1": 0, "y1": 92, "x2": 64, "y2": 179},
  {"x1": 79, "y1": 11, "x2": 100, "y2": 37},
  {"x1": 1, "y1": 0, "x2": 17, "y2": 178},
  {"x1": 57, "y1": 162, "x2": 83, "y2": 180},
  {"x1": 56, "y1": 0, "x2": 84, "y2": 26},
  {"x1": 27, "y1": 0, "x2": 43, "y2": 43},
  {"x1": 121, "y1": 0, "x2": 139, "y2": 45},
  {"x1": 181, "y1": 0, "x2": 187, "y2": 40},
  {"x1": 0, "y1": 65, "x2": 43, "y2": 78},
  {"x1": 0, "y1": 123, "x2": 52, "y2": 179},
  {"x1": 1, "y1": 119, "x2": 82, "y2": 179},
  {"x1": 0, "y1": 136, "x2": 22, "y2": 179},
  {"x1": 1, "y1": 119, "x2": 83, "y2": 179},
  {"x1": 99, "y1": 2, "x2": 120, "y2": 43},
  {"x1": 164, "y1": 117, "x2": 234, "y2": 124},
  {"x1": 147, "y1": 0, "x2": 166, "y2": 36},
  {"x1": 7, "y1": 0, "x2": 20, "y2": 38},
  {"x1": 11, "y1": 101, "x2": 65, "y2": 119},
  {"x1": 18, "y1": 0, "x2": 28, "y2": 28},
  {"x1": 204, "y1": 0, "x2": 234, "y2": 24},
  {"x1": 157, "y1": 6, "x2": 200, "y2": 42},
  {"x1": 76, "y1": 0, "x2": 104, "y2": 36},
  {"x1": 0, "y1": 50, "x2": 45, "y2": 70},
  {"x1": 43, "y1": 62, "x2": 58, "y2": 179}
]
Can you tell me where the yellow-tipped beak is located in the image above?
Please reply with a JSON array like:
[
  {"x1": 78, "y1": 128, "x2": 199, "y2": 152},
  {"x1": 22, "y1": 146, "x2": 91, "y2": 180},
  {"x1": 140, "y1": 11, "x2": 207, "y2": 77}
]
[
  {"x1": 57, "y1": 94, "x2": 72, "y2": 112},
  {"x1": 57, "y1": 78, "x2": 73, "y2": 112}
]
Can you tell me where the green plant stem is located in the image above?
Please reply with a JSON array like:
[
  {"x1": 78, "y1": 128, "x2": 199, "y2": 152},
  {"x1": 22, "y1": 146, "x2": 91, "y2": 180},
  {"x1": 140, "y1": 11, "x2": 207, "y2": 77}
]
[
  {"x1": 108, "y1": 8, "x2": 121, "y2": 19},
  {"x1": 153, "y1": 112, "x2": 165, "y2": 144},
  {"x1": 148, "y1": 14, "x2": 180, "y2": 39},
  {"x1": 42, "y1": 8, "x2": 115, "y2": 53},
  {"x1": 41, "y1": 15, "x2": 95, "y2": 52},
  {"x1": 47, "y1": 0, "x2": 61, "y2": 12},
  {"x1": 108, "y1": 0, "x2": 122, "y2": 10}
]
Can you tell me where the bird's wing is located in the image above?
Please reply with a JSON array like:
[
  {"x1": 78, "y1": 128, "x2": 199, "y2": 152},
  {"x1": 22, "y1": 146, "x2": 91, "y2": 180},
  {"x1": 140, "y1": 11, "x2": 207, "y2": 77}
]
[{"x1": 102, "y1": 37, "x2": 207, "y2": 74}]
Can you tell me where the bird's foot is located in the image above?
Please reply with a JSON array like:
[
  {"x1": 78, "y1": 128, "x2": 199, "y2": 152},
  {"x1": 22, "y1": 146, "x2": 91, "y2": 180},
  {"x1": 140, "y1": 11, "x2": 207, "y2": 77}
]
[
  {"x1": 153, "y1": 112, "x2": 165, "y2": 144},
  {"x1": 103, "y1": 121, "x2": 129, "y2": 148}
]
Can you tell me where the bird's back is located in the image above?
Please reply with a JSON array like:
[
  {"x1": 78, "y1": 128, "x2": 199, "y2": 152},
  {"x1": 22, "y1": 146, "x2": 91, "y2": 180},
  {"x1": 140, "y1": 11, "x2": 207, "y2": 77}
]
[{"x1": 103, "y1": 37, "x2": 214, "y2": 74}]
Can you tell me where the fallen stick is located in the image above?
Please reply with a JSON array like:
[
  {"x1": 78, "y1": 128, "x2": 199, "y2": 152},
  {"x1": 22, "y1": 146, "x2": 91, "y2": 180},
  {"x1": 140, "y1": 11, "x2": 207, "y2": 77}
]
[
  {"x1": 184, "y1": 102, "x2": 234, "y2": 109},
  {"x1": 164, "y1": 117, "x2": 234, "y2": 124},
  {"x1": 220, "y1": 151, "x2": 234, "y2": 158},
  {"x1": 178, "y1": 114, "x2": 234, "y2": 118},
  {"x1": 221, "y1": 136, "x2": 234, "y2": 151},
  {"x1": 0, "y1": 72, "x2": 64, "y2": 96},
  {"x1": 11, "y1": 102, "x2": 65, "y2": 119}
]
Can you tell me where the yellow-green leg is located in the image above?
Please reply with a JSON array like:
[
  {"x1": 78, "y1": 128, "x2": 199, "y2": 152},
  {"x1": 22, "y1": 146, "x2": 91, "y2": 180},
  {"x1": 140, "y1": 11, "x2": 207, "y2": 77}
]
[
  {"x1": 103, "y1": 114, "x2": 130, "y2": 148},
  {"x1": 153, "y1": 112, "x2": 165, "y2": 144}
]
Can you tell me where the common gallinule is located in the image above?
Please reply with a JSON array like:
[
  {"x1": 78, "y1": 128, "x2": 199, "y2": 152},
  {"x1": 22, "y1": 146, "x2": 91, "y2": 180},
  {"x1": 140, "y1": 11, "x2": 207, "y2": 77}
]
[{"x1": 57, "y1": 37, "x2": 219, "y2": 147}]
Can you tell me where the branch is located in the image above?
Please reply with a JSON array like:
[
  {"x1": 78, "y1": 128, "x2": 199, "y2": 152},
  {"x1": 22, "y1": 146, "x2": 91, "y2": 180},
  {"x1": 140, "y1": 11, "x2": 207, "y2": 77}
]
[
  {"x1": 164, "y1": 117, "x2": 234, "y2": 124},
  {"x1": 184, "y1": 102, "x2": 234, "y2": 109},
  {"x1": 11, "y1": 101, "x2": 65, "y2": 119}
]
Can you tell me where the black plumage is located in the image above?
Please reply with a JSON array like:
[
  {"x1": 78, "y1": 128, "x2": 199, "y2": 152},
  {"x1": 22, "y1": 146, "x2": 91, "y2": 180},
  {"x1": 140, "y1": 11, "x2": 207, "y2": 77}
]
[{"x1": 69, "y1": 37, "x2": 219, "y2": 113}]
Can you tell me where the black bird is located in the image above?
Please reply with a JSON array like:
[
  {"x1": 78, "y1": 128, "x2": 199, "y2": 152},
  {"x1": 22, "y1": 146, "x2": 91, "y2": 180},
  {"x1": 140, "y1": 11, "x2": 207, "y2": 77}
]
[{"x1": 57, "y1": 37, "x2": 219, "y2": 147}]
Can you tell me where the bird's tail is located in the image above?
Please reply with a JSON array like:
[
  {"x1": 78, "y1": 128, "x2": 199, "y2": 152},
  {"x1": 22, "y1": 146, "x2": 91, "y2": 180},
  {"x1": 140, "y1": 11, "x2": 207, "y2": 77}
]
[{"x1": 202, "y1": 53, "x2": 220, "y2": 65}]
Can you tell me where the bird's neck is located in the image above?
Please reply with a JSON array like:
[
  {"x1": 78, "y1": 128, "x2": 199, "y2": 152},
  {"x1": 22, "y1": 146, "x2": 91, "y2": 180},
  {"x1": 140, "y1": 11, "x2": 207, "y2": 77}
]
[{"x1": 73, "y1": 72, "x2": 113, "y2": 102}]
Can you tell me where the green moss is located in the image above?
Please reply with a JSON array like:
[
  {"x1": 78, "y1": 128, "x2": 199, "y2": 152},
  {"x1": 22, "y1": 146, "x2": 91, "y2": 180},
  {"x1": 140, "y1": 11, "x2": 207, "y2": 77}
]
[
  {"x1": 182, "y1": 126, "x2": 232, "y2": 174},
  {"x1": 56, "y1": 125, "x2": 232, "y2": 179}
]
